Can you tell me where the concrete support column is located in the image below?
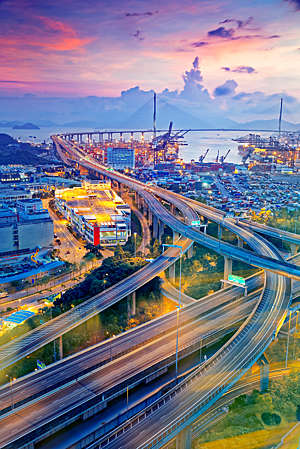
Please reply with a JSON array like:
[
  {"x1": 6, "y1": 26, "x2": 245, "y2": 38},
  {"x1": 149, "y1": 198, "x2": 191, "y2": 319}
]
[
  {"x1": 187, "y1": 243, "x2": 193, "y2": 259},
  {"x1": 218, "y1": 223, "x2": 222, "y2": 240},
  {"x1": 143, "y1": 203, "x2": 148, "y2": 217},
  {"x1": 290, "y1": 243, "x2": 299, "y2": 256},
  {"x1": 131, "y1": 291, "x2": 136, "y2": 316},
  {"x1": 169, "y1": 263, "x2": 176, "y2": 282},
  {"x1": 224, "y1": 257, "x2": 232, "y2": 281},
  {"x1": 170, "y1": 204, "x2": 175, "y2": 215},
  {"x1": 59, "y1": 335, "x2": 63, "y2": 360},
  {"x1": 148, "y1": 210, "x2": 153, "y2": 227},
  {"x1": 173, "y1": 230, "x2": 180, "y2": 244},
  {"x1": 127, "y1": 292, "x2": 136, "y2": 317},
  {"x1": 258, "y1": 354, "x2": 269, "y2": 392},
  {"x1": 140, "y1": 197, "x2": 144, "y2": 213},
  {"x1": 237, "y1": 236, "x2": 243, "y2": 248},
  {"x1": 176, "y1": 426, "x2": 192, "y2": 449},
  {"x1": 153, "y1": 215, "x2": 158, "y2": 240},
  {"x1": 158, "y1": 220, "x2": 164, "y2": 243}
]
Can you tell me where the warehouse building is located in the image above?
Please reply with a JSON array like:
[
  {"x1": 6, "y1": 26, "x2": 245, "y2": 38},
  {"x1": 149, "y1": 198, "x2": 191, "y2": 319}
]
[{"x1": 55, "y1": 182, "x2": 131, "y2": 246}]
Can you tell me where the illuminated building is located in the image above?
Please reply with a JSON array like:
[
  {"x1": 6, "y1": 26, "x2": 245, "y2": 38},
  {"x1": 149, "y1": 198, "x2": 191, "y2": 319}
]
[
  {"x1": 55, "y1": 182, "x2": 131, "y2": 246},
  {"x1": 106, "y1": 147, "x2": 135, "y2": 170}
]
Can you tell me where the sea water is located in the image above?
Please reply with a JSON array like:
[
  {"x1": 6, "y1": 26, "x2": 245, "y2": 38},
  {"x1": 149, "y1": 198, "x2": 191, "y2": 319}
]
[{"x1": 0, "y1": 127, "x2": 272, "y2": 164}]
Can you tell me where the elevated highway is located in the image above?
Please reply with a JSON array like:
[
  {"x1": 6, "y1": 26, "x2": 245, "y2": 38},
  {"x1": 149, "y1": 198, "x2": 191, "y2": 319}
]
[
  {"x1": 52, "y1": 136, "x2": 300, "y2": 280},
  {"x1": 0, "y1": 236, "x2": 193, "y2": 371},
  {"x1": 19, "y1": 135, "x2": 292, "y2": 448},
  {"x1": 0, "y1": 292, "x2": 258, "y2": 448},
  {"x1": 238, "y1": 218, "x2": 300, "y2": 247}
]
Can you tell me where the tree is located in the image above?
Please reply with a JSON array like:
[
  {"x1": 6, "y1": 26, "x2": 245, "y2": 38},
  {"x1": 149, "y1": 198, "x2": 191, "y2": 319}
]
[
  {"x1": 152, "y1": 240, "x2": 161, "y2": 258},
  {"x1": 114, "y1": 243, "x2": 126, "y2": 260}
]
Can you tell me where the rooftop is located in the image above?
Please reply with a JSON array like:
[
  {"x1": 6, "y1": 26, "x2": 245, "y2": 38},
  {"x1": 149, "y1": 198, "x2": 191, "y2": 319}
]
[{"x1": 56, "y1": 183, "x2": 128, "y2": 225}]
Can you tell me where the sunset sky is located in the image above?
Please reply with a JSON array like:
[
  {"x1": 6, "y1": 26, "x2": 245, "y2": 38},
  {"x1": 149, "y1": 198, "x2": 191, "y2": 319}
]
[{"x1": 1, "y1": 0, "x2": 300, "y2": 100}]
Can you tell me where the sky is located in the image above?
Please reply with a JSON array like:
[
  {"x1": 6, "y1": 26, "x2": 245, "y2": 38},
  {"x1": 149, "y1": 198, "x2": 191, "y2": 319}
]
[{"x1": 1, "y1": 0, "x2": 300, "y2": 125}]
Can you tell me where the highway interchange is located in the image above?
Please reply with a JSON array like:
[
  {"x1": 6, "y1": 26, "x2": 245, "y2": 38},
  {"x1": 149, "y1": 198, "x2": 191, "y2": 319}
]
[
  {"x1": 49, "y1": 135, "x2": 298, "y2": 448},
  {"x1": 0, "y1": 135, "x2": 298, "y2": 448}
]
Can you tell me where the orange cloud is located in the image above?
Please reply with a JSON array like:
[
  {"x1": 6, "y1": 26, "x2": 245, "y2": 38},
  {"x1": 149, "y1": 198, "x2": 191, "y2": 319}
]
[{"x1": 35, "y1": 15, "x2": 94, "y2": 51}]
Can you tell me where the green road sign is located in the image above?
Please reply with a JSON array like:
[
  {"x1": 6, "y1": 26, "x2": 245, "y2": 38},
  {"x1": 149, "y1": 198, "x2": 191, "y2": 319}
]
[
  {"x1": 37, "y1": 360, "x2": 46, "y2": 370},
  {"x1": 228, "y1": 274, "x2": 246, "y2": 286},
  {"x1": 191, "y1": 220, "x2": 202, "y2": 226}
]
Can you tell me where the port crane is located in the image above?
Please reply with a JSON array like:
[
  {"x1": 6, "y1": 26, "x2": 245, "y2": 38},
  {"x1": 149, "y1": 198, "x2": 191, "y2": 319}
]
[
  {"x1": 242, "y1": 148, "x2": 253, "y2": 164},
  {"x1": 152, "y1": 121, "x2": 190, "y2": 164},
  {"x1": 215, "y1": 149, "x2": 219, "y2": 163},
  {"x1": 199, "y1": 148, "x2": 209, "y2": 162},
  {"x1": 220, "y1": 149, "x2": 230, "y2": 164}
]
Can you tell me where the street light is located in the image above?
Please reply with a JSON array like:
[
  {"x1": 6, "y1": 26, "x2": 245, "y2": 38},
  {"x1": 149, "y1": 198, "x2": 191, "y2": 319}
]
[
  {"x1": 175, "y1": 304, "x2": 181, "y2": 380},
  {"x1": 162, "y1": 243, "x2": 183, "y2": 307},
  {"x1": 162, "y1": 243, "x2": 183, "y2": 381},
  {"x1": 134, "y1": 232, "x2": 137, "y2": 257}
]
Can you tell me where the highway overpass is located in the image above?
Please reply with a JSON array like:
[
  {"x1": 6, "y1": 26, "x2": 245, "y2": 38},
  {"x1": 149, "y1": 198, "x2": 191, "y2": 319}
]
[
  {"x1": 4, "y1": 134, "x2": 291, "y2": 449},
  {"x1": 51, "y1": 135, "x2": 298, "y2": 449}
]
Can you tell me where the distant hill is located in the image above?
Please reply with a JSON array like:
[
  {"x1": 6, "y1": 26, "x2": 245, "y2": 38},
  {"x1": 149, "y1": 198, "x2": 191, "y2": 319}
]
[
  {"x1": 123, "y1": 99, "x2": 215, "y2": 129},
  {"x1": 13, "y1": 122, "x2": 40, "y2": 130},
  {"x1": 0, "y1": 133, "x2": 53, "y2": 165},
  {"x1": 236, "y1": 119, "x2": 300, "y2": 131}
]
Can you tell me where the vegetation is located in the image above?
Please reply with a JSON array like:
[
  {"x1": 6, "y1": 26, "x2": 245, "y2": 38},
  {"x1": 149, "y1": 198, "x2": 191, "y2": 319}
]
[
  {"x1": 193, "y1": 370, "x2": 300, "y2": 448},
  {"x1": 255, "y1": 207, "x2": 299, "y2": 234},
  {"x1": 54, "y1": 244, "x2": 147, "y2": 312},
  {"x1": 0, "y1": 133, "x2": 53, "y2": 165},
  {"x1": 192, "y1": 330, "x2": 300, "y2": 449},
  {"x1": 0, "y1": 245, "x2": 169, "y2": 383},
  {"x1": 170, "y1": 243, "x2": 257, "y2": 299}
]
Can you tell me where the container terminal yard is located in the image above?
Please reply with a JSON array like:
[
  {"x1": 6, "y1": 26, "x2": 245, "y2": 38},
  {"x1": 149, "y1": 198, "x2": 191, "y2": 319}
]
[{"x1": 58, "y1": 95, "x2": 300, "y2": 217}]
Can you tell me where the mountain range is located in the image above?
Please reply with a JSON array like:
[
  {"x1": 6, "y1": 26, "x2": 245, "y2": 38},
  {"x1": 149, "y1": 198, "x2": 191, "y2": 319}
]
[{"x1": 0, "y1": 98, "x2": 299, "y2": 132}]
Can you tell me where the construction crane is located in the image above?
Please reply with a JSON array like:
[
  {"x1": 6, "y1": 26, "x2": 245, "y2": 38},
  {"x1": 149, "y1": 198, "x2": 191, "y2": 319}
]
[
  {"x1": 215, "y1": 149, "x2": 219, "y2": 163},
  {"x1": 220, "y1": 149, "x2": 231, "y2": 164},
  {"x1": 242, "y1": 147, "x2": 253, "y2": 164},
  {"x1": 199, "y1": 148, "x2": 209, "y2": 163}
]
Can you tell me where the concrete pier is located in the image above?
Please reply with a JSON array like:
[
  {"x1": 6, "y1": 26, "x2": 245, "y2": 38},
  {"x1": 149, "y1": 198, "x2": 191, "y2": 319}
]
[
  {"x1": 224, "y1": 257, "x2": 232, "y2": 281},
  {"x1": 176, "y1": 426, "x2": 192, "y2": 449},
  {"x1": 59, "y1": 335, "x2": 63, "y2": 360},
  {"x1": 173, "y1": 230, "x2": 180, "y2": 244},
  {"x1": 127, "y1": 292, "x2": 136, "y2": 317},
  {"x1": 218, "y1": 224, "x2": 222, "y2": 240},
  {"x1": 257, "y1": 354, "x2": 269, "y2": 392},
  {"x1": 169, "y1": 264, "x2": 176, "y2": 282},
  {"x1": 237, "y1": 236, "x2": 243, "y2": 248},
  {"x1": 187, "y1": 244, "x2": 193, "y2": 259}
]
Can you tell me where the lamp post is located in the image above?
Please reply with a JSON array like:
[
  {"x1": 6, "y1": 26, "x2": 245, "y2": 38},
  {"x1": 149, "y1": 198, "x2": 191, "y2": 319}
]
[
  {"x1": 175, "y1": 304, "x2": 181, "y2": 379},
  {"x1": 162, "y1": 243, "x2": 183, "y2": 307},
  {"x1": 162, "y1": 243, "x2": 183, "y2": 380},
  {"x1": 134, "y1": 232, "x2": 137, "y2": 257}
]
